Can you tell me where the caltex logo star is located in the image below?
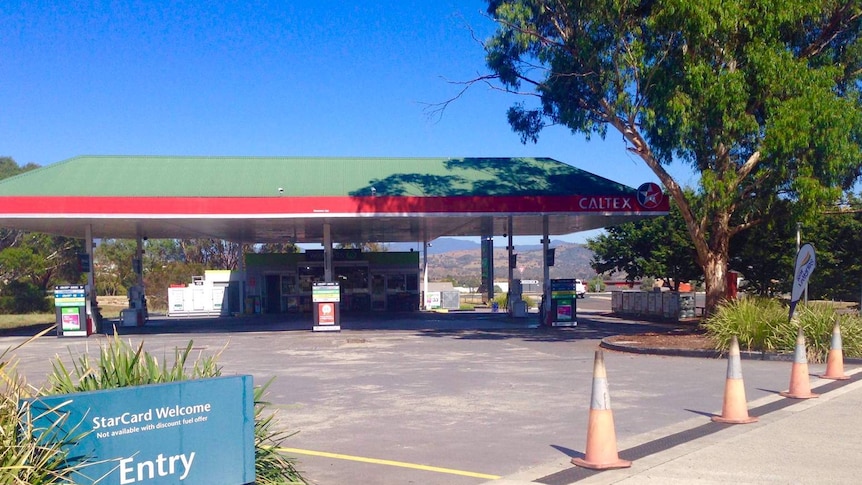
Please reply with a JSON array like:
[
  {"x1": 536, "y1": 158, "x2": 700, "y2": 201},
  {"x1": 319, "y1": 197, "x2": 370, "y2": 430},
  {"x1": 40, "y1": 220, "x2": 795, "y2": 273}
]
[{"x1": 637, "y1": 183, "x2": 662, "y2": 209}]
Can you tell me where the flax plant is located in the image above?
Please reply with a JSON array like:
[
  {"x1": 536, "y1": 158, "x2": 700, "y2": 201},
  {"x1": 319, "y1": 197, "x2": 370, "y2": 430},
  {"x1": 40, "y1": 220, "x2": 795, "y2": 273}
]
[
  {"x1": 704, "y1": 298, "x2": 862, "y2": 362},
  {"x1": 1, "y1": 327, "x2": 89, "y2": 484},
  {"x1": 702, "y1": 297, "x2": 786, "y2": 352}
]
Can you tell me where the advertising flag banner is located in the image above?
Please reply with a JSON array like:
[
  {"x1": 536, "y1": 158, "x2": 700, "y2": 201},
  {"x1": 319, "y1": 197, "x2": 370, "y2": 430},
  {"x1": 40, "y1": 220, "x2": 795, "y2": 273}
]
[{"x1": 789, "y1": 243, "x2": 816, "y2": 321}]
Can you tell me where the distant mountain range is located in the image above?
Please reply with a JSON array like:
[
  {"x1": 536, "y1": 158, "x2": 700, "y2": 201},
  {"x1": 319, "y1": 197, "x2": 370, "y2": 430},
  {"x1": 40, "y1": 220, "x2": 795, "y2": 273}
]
[{"x1": 389, "y1": 238, "x2": 598, "y2": 284}]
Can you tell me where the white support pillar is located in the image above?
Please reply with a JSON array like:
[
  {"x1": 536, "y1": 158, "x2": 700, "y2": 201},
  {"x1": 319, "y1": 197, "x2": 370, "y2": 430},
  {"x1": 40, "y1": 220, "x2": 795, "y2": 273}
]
[
  {"x1": 323, "y1": 223, "x2": 333, "y2": 282},
  {"x1": 85, "y1": 224, "x2": 96, "y2": 333},
  {"x1": 507, "y1": 216, "x2": 514, "y2": 312},
  {"x1": 423, "y1": 240, "x2": 430, "y2": 310},
  {"x1": 238, "y1": 241, "x2": 246, "y2": 315},
  {"x1": 542, "y1": 216, "x2": 550, "y2": 325},
  {"x1": 135, "y1": 236, "x2": 144, "y2": 289}
]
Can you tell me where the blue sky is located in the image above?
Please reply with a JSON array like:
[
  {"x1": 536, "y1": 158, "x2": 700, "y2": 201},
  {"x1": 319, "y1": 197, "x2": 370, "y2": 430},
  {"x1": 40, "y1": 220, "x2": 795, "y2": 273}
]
[{"x1": 1, "y1": 1, "x2": 695, "y2": 244}]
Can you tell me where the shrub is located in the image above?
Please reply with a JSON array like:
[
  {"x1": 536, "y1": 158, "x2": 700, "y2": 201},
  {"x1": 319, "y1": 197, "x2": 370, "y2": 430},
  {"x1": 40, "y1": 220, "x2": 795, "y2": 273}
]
[
  {"x1": 0, "y1": 281, "x2": 50, "y2": 314},
  {"x1": 493, "y1": 293, "x2": 535, "y2": 310},
  {"x1": 796, "y1": 303, "x2": 862, "y2": 362},
  {"x1": 589, "y1": 277, "x2": 605, "y2": 292},
  {"x1": 702, "y1": 297, "x2": 786, "y2": 352},
  {"x1": 703, "y1": 298, "x2": 862, "y2": 362}
]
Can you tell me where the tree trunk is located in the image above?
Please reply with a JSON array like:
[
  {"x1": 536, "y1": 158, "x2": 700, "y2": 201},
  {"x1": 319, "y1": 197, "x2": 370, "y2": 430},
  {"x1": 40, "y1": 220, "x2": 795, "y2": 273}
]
[
  {"x1": 619, "y1": 122, "x2": 736, "y2": 314},
  {"x1": 702, "y1": 251, "x2": 728, "y2": 315}
]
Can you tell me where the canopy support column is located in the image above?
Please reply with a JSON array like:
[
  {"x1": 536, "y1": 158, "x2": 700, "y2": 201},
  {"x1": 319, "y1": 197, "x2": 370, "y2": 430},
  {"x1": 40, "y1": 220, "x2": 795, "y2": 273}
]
[
  {"x1": 542, "y1": 216, "x2": 550, "y2": 326},
  {"x1": 423, "y1": 240, "x2": 430, "y2": 310},
  {"x1": 85, "y1": 224, "x2": 96, "y2": 333},
  {"x1": 135, "y1": 236, "x2": 144, "y2": 289},
  {"x1": 238, "y1": 241, "x2": 246, "y2": 314},
  {"x1": 507, "y1": 217, "x2": 514, "y2": 313},
  {"x1": 481, "y1": 234, "x2": 494, "y2": 304},
  {"x1": 323, "y1": 223, "x2": 333, "y2": 282}
]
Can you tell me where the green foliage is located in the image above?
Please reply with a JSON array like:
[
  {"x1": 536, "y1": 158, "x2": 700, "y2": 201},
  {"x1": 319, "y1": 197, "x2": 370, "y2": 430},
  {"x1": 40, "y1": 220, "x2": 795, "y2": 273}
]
[
  {"x1": 45, "y1": 338, "x2": 221, "y2": 393},
  {"x1": 180, "y1": 239, "x2": 244, "y2": 269},
  {"x1": 42, "y1": 335, "x2": 307, "y2": 484},
  {"x1": 0, "y1": 233, "x2": 84, "y2": 293},
  {"x1": 588, "y1": 193, "x2": 702, "y2": 288},
  {"x1": 493, "y1": 293, "x2": 535, "y2": 310},
  {"x1": 0, "y1": 157, "x2": 40, "y2": 181},
  {"x1": 0, "y1": 247, "x2": 40, "y2": 283},
  {"x1": 729, "y1": 201, "x2": 796, "y2": 296},
  {"x1": 0, "y1": 281, "x2": 50, "y2": 314},
  {"x1": 702, "y1": 297, "x2": 787, "y2": 352},
  {"x1": 94, "y1": 239, "x2": 139, "y2": 296},
  {"x1": 253, "y1": 380, "x2": 306, "y2": 485},
  {"x1": 483, "y1": 0, "x2": 862, "y2": 312},
  {"x1": 703, "y1": 298, "x2": 862, "y2": 362},
  {"x1": 142, "y1": 261, "x2": 206, "y2": 312},
  {"x1": 803, "y1": 195, "x2": 862, "y2": 301},
  {"x1": 2, "y1": 328, "x2": 86, "y2": 484},
  {"x1": 588, "y1": 277, "x2": 605, "y2": 292},
  {"x1": 637, "y1": 278, "x2": 655, "y2": 291}
]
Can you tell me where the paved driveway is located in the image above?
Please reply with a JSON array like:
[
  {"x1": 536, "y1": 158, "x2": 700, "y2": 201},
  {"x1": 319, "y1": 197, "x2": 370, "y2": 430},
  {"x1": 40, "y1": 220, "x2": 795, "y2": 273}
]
[{"x1": 4, "y1": 297, "x2": 828, "y2": 485}]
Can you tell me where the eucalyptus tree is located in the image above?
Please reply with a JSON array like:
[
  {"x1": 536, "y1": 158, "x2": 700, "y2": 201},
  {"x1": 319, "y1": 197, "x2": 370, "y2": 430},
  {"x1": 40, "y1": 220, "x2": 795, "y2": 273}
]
[{"x1": 481, "y1": 0, "x2": 862, "y2": 311}]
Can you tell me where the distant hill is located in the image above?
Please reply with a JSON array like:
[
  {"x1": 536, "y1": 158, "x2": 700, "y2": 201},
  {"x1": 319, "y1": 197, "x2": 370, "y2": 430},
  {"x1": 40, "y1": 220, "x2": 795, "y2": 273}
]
[
  {"x1": 423, "y1": 240, "x2": 597, "y2": 285},
  {"x1": 387, "y1": 238, "x2": 482, "y2": 254}
]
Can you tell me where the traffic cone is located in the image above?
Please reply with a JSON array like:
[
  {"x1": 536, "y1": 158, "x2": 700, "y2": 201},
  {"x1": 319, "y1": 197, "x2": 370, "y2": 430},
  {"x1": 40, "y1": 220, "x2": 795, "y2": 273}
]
[
  {"x1": 571, "y1": 350, "x2": 632, "y2": 470},
  {"x1": 779, "y1": 326, "x2": 819, "y2": 399},
  {"x1": 712, "y1": 336, "x2": 758, "y2": 424},
  {"x1": 819, "y1": 322, "x2": 850, "y2": 380}
]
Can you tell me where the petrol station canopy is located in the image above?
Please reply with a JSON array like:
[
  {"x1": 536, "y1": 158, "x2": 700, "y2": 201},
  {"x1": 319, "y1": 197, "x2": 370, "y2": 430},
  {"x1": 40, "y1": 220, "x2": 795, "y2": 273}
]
[{"x1": 0, "y1": 155, "x2": 669, "y2": 242}]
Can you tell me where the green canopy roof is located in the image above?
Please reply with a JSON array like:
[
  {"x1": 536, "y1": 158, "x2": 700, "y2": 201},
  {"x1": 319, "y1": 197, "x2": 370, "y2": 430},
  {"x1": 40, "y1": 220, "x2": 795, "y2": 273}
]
[
  {"x1": 0, "y1": 155, "x2": 667, "y2": 242},
  {"x1": 0, "y1": 155, "x2": 630, "y2": 198}
]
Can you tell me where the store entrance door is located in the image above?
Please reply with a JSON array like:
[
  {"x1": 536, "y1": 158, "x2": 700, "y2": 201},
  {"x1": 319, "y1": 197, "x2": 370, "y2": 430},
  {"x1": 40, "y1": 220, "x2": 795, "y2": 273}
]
[
  {"x1": 371, "y1": 274, "x2": 386, "y2": 310},
  {"x1": 265, "y1": 275, "x2": 280, "y2": 313}
]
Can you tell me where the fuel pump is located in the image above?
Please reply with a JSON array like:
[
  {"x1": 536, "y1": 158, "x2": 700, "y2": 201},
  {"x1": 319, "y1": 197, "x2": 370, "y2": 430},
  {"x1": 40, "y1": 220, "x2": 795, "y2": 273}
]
[
  {"x1": 509, "y1": 279, "x2": 527, "y2": 317},
  {"x1": 122, "y1": 285, "x2": 148, "y2": 326}
]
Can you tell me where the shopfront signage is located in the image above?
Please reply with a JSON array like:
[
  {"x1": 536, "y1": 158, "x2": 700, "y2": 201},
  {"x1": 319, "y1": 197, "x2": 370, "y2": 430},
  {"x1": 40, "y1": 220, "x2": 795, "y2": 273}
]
[{"x1": 577, "y1": 183, "x2": 665, "y2": 211}]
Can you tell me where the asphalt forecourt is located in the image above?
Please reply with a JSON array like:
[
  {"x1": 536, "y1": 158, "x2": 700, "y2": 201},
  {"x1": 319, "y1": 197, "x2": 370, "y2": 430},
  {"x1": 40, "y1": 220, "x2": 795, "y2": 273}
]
[{"x1": 5, "y1": 312, "x2": 852, "y2": 485}]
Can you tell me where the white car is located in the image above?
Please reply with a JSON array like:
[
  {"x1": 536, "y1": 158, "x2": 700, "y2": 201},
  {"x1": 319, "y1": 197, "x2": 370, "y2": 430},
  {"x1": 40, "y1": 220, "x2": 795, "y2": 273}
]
[{"x1": 575, "y1": 279, "x2": 587, "y2": 298}]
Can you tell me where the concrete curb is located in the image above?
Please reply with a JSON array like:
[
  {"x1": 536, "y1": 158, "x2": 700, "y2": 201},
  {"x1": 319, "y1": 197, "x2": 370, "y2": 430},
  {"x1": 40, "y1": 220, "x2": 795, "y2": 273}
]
[{"x1": 599, "y1": 337, "x2": 862, "y2": 364}]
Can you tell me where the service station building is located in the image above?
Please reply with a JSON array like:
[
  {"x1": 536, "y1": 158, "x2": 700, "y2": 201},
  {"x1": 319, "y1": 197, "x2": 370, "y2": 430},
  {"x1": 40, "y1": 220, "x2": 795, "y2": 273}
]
[{"x1": 0, "y1": 156, "x2": 669, "y2": 331}]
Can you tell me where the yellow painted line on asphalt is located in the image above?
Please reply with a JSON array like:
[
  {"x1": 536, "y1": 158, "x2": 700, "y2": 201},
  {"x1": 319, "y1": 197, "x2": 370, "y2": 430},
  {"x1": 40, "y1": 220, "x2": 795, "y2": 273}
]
[{"x1": 277, "y1": 447, "x2": 501, "y2": 480}]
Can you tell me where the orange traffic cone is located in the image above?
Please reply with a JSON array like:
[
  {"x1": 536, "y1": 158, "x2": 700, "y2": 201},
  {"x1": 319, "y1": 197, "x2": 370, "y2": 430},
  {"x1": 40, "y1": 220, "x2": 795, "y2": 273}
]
[
  {"x1": 571, "y1": 350, "x2": 632, "y2": 470},
  {"x1": 819, "y1": 322, "x2": 850, "y2": 380},
  {"x1": 779, "y1": 326, "x2": 819, "y2": 399},
  {"x1": 712, "y1": 336, "x2": 758, "y2": 424}
]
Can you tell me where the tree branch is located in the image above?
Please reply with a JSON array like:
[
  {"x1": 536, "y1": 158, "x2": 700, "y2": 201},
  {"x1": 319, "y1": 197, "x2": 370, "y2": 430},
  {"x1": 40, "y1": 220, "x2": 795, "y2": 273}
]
[{"x1": 800, "y1": 3, "x2": 862, "y2": 58}]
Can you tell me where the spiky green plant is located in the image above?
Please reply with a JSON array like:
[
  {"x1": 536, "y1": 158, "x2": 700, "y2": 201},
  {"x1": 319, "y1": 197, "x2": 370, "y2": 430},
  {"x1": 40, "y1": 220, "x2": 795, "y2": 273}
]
[
  {"x1": 1, "y1": 327, "x2": 90, "y2": 484},
  {"x1": 795, "y1": 303, "x2": 862, "y2": 362},
  {"x1": 704, "y1": 298, "x2": 862, "y2": 362},
  {"x1": 702, "y1": 297, "x2": 786, "y2": 352},
  {"x1": 42, "y1": 333, "x2": 307, "y2": 484},
  {"x1": 253, "y1": 380, "x2": 305, "y2": 485}
]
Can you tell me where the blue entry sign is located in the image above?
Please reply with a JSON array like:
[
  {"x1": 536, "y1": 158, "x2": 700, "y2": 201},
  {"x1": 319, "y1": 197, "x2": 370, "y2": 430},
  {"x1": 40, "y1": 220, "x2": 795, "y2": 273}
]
[{"x1": 23, "y1": 375, "x2": 254, "y2": 484}]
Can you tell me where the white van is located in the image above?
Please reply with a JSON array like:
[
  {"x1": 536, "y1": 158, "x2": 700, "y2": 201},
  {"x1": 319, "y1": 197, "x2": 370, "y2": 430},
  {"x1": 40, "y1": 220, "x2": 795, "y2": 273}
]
[{"x1": 575, "y1": 279, "x2": 587, "y2": 298}]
